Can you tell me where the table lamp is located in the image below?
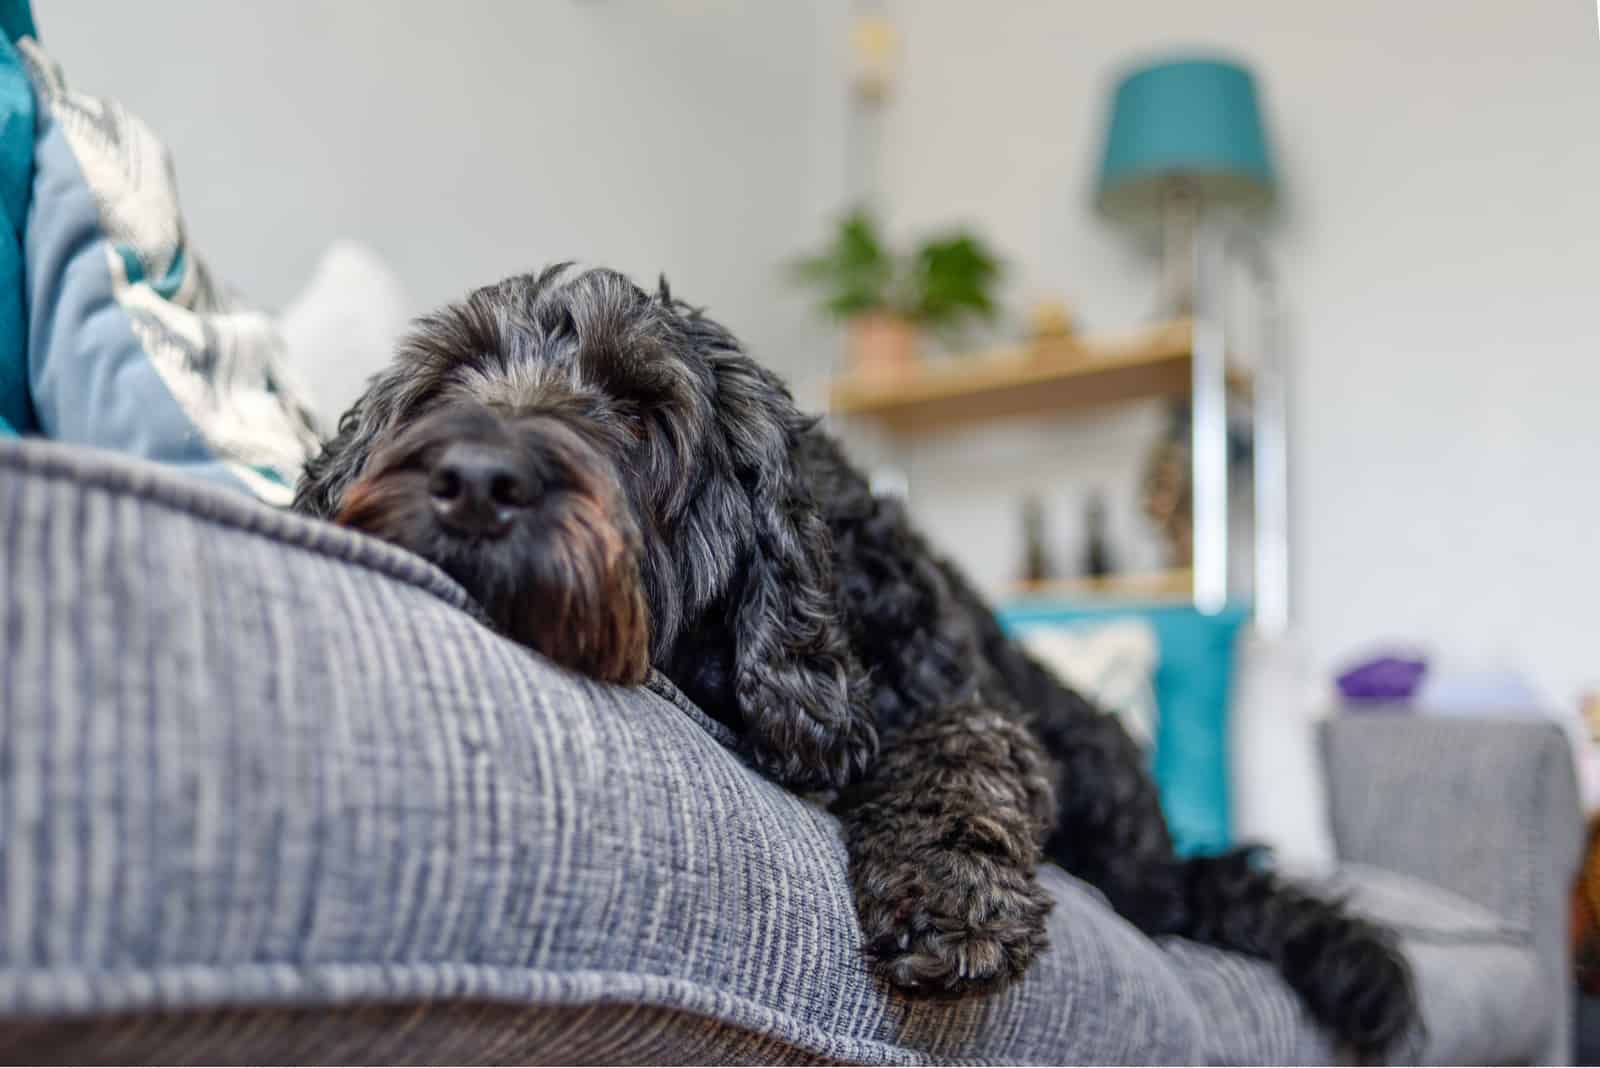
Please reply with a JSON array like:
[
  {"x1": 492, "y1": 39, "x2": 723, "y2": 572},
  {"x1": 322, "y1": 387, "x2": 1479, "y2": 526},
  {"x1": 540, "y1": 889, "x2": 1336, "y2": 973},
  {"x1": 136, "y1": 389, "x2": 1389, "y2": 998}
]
[{"x1": 1096, "y1": 56, "x2": 1275, "y2": 316}]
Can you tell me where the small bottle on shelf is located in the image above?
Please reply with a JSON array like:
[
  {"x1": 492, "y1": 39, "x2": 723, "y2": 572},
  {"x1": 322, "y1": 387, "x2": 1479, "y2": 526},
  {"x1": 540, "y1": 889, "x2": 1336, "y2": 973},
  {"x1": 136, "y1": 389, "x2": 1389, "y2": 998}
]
[
  {"x1": 1082, "y1": 491, "x2": 1115, "y2": 580},
  {"x1": 1018, "y1": 495, "x2": 1055, "y2": 586}
]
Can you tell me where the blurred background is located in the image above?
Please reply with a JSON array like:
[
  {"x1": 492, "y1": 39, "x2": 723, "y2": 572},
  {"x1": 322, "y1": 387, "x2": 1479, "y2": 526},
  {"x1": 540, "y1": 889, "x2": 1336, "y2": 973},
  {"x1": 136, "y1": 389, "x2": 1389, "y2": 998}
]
[
  {"x1": 42, "y1": 0, "x2": 1598, "y2": 719},
  {"x1": 37, "y1": 1, "x2": 1599, "y2": 782},
  {"x1": 7, "y1": 2, "x2": 1600, "y2": 1057}
]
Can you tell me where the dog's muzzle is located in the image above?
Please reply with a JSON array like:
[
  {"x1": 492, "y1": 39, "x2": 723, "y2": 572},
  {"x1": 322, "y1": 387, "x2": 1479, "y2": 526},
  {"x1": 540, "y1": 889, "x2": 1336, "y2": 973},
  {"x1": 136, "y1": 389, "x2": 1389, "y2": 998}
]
[{"x1": 332, "y1": 402, "x2": 652, "y2": 686}]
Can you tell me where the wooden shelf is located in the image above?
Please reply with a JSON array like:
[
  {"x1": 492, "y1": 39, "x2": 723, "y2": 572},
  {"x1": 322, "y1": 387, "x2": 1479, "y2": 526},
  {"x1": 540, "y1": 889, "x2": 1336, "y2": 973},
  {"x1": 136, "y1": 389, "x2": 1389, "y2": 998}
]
[
  {"x1": 829, "y1": 319, "x2": 1219, "y2": 436},
  {"x1": 1008, "y1": 568, "x2": 1193, "y2": 602}
]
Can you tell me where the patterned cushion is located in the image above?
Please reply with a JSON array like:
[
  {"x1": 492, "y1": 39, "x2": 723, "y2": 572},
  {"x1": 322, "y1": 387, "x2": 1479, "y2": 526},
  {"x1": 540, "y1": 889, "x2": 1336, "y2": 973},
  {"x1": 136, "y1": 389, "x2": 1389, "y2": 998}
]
[
  {"x1": 16, "y1": 36, "x2": 318, "y2": 503},
  {"x1": 1017, "y1": 618, "x2": 1159, "y2": 748}
]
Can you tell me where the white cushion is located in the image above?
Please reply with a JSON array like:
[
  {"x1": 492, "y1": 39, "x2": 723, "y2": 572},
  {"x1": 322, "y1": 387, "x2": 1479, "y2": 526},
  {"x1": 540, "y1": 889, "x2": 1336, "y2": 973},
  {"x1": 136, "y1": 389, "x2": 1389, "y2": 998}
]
[
  {"x1": 279, "y1": 240, "x2": 412, "y2": 434},
  {"x1": 1229, "y1": 630, "x2": 1337, "y2": 873}
]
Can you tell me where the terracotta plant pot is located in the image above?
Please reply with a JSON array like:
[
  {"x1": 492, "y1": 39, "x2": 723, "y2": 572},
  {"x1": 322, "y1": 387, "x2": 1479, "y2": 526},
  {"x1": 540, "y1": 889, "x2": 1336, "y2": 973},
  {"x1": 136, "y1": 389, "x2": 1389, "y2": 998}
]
[{"x1": 848, "y1": 312, "x2": 919, "y2": 379}]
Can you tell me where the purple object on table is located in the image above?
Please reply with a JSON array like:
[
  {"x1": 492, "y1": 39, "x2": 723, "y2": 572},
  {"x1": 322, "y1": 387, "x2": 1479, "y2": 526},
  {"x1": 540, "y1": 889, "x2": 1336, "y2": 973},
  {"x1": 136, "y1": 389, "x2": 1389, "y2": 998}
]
[{"x1": 1336, "y1": 655, "x2": 1428, "y2": 703}]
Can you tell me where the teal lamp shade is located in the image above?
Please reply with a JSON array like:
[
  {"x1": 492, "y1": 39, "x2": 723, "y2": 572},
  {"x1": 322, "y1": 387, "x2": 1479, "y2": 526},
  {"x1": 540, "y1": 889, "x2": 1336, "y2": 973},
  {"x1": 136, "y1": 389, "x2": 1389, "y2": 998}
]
[{"x1": 1096, "y1": 58, "x2": 1275, "y2": 222}]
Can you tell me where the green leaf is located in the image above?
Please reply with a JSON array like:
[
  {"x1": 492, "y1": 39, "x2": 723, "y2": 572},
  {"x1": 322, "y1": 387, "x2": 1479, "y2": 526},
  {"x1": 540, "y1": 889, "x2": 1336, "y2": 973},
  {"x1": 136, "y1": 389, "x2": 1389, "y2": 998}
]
[
  {"x1": 909, "y1": 231, "x2": 1002, "y2": 330},
  {"x1": 785, "y1": 208, "x2": 896, "y2": 321}
]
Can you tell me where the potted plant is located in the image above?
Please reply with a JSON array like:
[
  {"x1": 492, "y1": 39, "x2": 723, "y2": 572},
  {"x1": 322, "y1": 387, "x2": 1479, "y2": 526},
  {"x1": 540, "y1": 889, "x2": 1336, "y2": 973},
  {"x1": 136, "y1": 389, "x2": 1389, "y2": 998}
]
[{"x1": 790, "y1": 209, "x2": 1001, "y2": 379}]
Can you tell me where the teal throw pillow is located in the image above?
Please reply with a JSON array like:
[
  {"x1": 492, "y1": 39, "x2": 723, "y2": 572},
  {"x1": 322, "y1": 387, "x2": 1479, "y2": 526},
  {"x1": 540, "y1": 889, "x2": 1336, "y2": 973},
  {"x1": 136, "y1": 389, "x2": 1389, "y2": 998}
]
[{"x1": 999, "y1": 601, "x2": 1247, "y2": 855}]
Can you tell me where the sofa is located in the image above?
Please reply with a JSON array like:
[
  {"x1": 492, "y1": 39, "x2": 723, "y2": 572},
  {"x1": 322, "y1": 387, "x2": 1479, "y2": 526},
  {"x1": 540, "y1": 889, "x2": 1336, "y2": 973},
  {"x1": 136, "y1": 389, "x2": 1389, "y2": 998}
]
[{"x1": 0, "y1": 437, "x2": 1583, "y2": 1064}]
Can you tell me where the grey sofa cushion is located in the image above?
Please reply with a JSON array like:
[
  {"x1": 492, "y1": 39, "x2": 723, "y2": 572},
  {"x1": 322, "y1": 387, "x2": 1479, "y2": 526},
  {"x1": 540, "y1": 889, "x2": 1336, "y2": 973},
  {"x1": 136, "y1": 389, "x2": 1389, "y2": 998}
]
[
  {"x1": 0, "y1": 1002, "x2": 897, "y2": 1066},
  {"x1": 0, "y1": 439, "x2": 1208, "y2": 1065},
  {"x1": 1161, "y1": 941, "x2": 1334, "y2": 1066},
  {"x1": 0, "y1": 439, "x2": 1557, "y2": 1065}
]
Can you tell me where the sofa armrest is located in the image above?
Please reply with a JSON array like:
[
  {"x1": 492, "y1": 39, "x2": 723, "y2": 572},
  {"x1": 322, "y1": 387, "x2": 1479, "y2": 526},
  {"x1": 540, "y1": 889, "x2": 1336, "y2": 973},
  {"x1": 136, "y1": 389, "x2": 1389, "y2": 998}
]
[
  {"x1": 1322, "y1": 715, "x2": 1585, "y2": 1064},
  {"x1": 1322, "y1": 716, "x2": 1583, "y2": 927}
]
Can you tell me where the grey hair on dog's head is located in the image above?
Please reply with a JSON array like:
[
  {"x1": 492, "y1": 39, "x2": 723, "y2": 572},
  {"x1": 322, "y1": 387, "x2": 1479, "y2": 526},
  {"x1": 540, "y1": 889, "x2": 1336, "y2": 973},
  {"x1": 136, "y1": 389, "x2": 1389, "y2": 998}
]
[{"x1": 294, "y1": 265, "x2": 876, "y2": 788}]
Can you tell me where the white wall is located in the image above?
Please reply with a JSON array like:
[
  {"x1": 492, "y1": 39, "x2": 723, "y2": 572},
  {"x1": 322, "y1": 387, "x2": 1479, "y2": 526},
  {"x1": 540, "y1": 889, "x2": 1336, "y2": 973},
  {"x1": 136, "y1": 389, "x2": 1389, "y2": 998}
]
[
  {"x1": 37, "y1": 0, "x2": 848, "y2": 384},
  {"x1": 870, "y1": 0, "x2": 1600, "y2": 705},
  {"x1": 35, "y1": 2, "x2": 1600, "y2": 704}
]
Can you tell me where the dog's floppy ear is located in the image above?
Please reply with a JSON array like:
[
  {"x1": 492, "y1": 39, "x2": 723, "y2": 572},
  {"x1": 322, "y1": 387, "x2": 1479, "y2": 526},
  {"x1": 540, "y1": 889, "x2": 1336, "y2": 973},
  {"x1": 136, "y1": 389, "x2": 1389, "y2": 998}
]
[{"x1": 706, "y1": 349, "x2": 878, "y2": 791}]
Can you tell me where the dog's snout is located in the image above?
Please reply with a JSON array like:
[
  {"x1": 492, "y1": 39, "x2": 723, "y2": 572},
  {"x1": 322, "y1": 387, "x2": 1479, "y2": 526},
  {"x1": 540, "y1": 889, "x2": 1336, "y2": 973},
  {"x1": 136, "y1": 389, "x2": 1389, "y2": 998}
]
[{"x1": 428, "y1": 443, "x2": 531, "y2": 538}]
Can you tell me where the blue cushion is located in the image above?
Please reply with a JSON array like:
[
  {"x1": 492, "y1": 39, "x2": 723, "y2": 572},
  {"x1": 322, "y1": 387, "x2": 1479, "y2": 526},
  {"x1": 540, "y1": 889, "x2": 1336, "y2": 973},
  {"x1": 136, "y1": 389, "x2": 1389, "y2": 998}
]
[
  {"x1": 0, "y1": 25, "x2": 33, "y2": 435},
  {"x1": 999, "y1": 601, "x2": 1247, "y2": 855},
  {"x1": 16, "y1": 35, "x2": 317, "y2": 504},
  {"x1": 0, "y1": 0, "x2": 35, "y2": 42}
]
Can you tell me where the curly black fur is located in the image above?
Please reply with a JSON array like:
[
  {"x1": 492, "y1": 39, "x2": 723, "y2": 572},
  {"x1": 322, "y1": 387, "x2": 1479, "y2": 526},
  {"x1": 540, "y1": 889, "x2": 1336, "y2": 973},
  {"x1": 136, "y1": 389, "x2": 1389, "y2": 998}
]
[{"x1": 295, "y1": 266, "x2": 1418, "y2": 1057}]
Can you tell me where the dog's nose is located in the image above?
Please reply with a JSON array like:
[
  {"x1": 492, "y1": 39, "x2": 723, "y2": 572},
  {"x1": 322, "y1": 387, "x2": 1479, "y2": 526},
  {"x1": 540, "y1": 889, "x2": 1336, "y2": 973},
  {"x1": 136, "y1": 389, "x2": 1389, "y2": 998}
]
[{"x1": 428, "y1": 444, "x2": 531, "y2": 538}]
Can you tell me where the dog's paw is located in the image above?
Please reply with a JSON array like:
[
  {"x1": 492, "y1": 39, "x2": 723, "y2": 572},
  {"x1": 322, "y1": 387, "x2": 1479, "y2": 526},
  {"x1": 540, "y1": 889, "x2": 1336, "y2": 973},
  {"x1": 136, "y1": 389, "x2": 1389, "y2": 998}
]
[
  {"x1": 853, "y1": 846, "x2": 1053, "y2": 997},
  {"x1": 842, "y1": 702, "x2": 1057, "y2": 996}
]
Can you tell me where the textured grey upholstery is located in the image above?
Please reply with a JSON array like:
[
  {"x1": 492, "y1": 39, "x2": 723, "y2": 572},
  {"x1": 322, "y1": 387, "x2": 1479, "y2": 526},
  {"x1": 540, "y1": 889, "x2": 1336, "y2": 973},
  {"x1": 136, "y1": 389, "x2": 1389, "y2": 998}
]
[
  {"x1": 0, "y1": 438, "x2": 1577, "y2": 1064},
  {"x1": 1325, "y1": 716, "x2": 1584, "y2": 1064}
]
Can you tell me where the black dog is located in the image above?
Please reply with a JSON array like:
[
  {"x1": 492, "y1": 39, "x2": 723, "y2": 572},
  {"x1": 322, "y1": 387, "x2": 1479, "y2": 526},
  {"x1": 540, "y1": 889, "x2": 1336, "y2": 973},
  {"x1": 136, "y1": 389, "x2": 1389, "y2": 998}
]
[{"x1": 295, "y1": 266, "x2": 1416, "y2": 1056}]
